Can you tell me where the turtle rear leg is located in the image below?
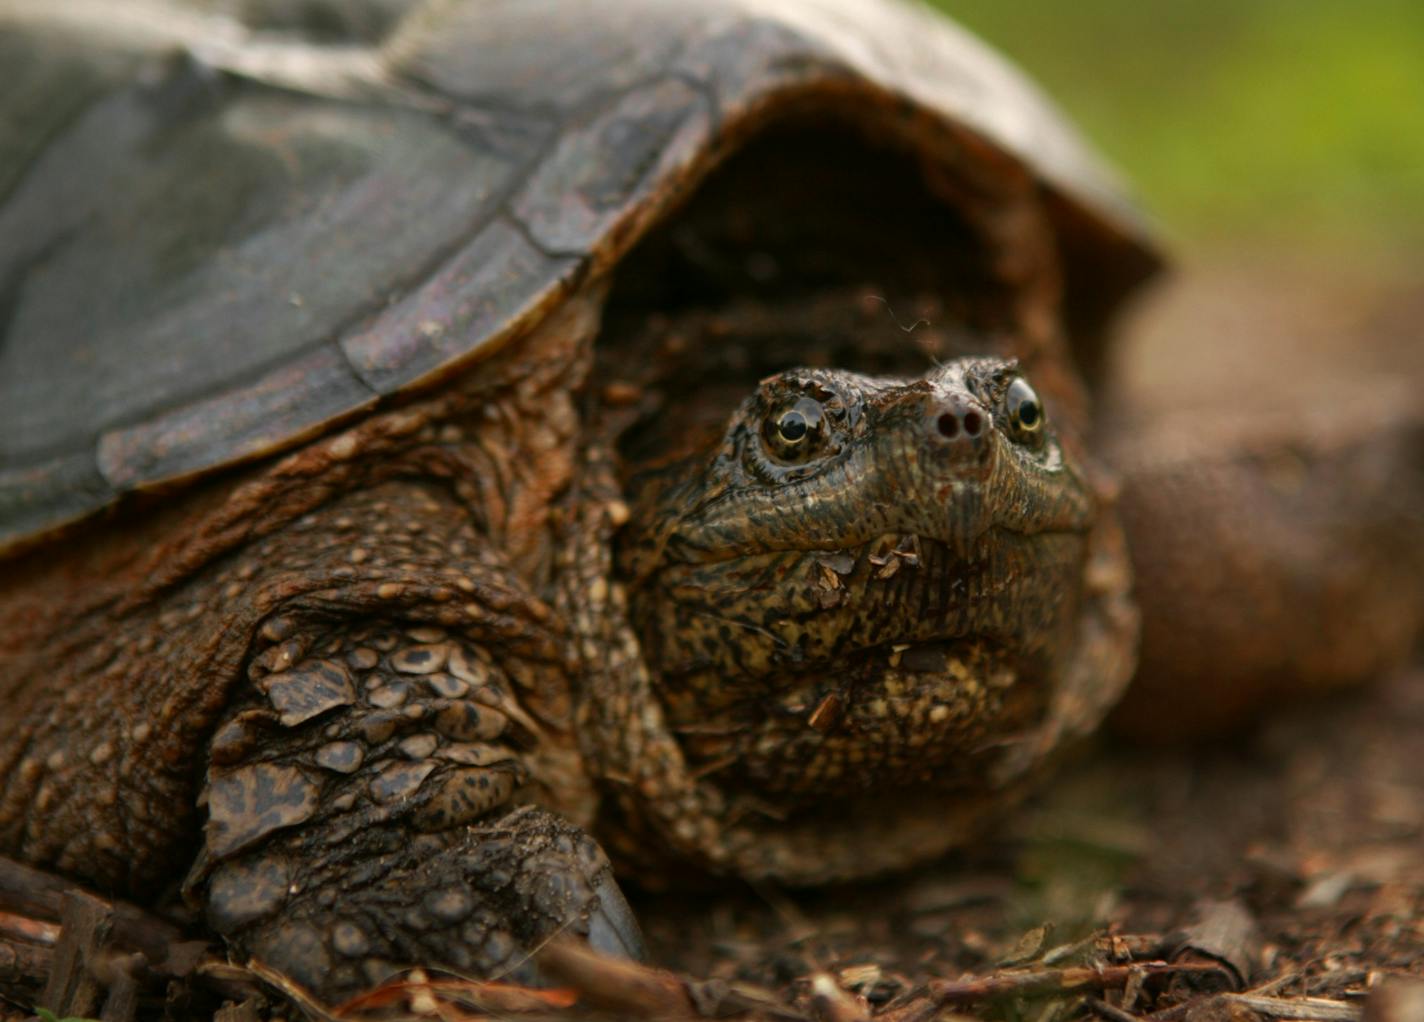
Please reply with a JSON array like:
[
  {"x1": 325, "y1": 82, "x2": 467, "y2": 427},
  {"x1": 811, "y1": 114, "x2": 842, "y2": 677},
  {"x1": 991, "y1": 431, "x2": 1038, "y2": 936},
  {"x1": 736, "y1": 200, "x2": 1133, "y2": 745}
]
[
  {"x1": 183, "y1": 481, "x2": 641, "y2": 1001},
  {"x1": 1106, "y1": 401, "x2": 1424, "y2": 739}
]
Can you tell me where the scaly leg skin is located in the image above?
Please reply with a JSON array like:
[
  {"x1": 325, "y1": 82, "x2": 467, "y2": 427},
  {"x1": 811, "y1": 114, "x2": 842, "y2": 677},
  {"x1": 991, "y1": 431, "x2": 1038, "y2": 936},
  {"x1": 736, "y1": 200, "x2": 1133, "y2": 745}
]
[{"x1": 180, "y1": 481, "x2": 641, "y2": 1001}]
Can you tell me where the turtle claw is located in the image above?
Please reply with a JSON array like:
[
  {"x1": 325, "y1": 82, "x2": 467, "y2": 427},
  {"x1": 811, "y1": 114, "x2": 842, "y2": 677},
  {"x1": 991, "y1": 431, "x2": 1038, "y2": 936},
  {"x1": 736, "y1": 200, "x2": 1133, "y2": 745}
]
[
  {"x1": 586, "y1": 871, "x2": 646, "y2": 962},
  {"x1": 203, "y1": 803, "x2": 643, "y2": 1001}
]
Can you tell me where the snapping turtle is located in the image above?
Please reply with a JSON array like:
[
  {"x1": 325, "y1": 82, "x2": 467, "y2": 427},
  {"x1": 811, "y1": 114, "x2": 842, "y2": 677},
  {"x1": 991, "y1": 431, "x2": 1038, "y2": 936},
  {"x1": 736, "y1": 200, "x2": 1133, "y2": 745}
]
[{"x1": 2, "y1": 0, "x2": 1421, "y2": 1004}]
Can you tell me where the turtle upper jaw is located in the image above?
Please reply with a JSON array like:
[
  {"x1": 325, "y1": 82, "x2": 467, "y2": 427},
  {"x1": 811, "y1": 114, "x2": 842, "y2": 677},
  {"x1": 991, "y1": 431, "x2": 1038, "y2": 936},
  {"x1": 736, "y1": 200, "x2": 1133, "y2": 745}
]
[{"x1": 649, "y1": 429, "x2": 1090, "y2": 577}]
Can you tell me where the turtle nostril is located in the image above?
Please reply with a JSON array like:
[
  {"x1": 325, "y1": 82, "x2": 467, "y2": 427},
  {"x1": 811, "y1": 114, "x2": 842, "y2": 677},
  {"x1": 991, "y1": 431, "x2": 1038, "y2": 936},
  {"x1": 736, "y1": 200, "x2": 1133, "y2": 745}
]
[
  {"x1": 936, "y1": 412, "x2": 960, "y2": 438},
  {"x1": 962, "y1": 411, "x2": 982, "y2": 437}
]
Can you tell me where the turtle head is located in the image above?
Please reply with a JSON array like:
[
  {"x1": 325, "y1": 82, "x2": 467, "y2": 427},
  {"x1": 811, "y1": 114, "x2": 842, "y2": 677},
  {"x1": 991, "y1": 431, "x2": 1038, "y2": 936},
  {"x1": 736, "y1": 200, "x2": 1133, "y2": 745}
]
[{"x1": 617, "y1": 356, "x2": 1101, "y2": 804}]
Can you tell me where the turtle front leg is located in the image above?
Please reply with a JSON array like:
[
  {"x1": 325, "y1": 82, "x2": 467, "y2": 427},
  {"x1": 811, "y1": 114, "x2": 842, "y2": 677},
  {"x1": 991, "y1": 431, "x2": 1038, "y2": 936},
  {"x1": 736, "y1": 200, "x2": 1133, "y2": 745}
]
[
  {"x1": 188, "y1": 607, "x2": 642, "y2": 999},
  {"x1": 183, "y1": 487, "x2": 641, "y2": 1001}
]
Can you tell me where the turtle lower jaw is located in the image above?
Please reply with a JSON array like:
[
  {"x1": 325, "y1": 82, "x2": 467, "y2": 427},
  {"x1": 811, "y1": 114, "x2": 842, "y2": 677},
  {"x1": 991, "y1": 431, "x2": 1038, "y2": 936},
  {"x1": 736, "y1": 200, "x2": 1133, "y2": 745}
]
[
  {"x1": 669, "y1": 633, "x2": 1039, "y2": 804},
  {"x1": 664, "y1": 515, "x2": 1087, "y2": 572}
]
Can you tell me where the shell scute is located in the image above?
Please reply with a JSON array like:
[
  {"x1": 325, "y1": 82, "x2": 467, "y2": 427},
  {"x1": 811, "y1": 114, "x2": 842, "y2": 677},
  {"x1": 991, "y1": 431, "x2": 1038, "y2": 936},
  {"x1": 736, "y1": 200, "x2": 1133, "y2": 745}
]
[{"x1": 206, "y1": 763, "x2": 321, "y2": 859}]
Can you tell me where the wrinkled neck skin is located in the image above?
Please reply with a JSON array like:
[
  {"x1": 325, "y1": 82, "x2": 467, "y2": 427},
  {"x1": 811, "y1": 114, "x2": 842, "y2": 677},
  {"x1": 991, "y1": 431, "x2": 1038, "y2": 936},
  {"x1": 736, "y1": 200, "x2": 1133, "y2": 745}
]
[{"x1": 617, "y1": 358, "x2": 1099, "y2": 817}]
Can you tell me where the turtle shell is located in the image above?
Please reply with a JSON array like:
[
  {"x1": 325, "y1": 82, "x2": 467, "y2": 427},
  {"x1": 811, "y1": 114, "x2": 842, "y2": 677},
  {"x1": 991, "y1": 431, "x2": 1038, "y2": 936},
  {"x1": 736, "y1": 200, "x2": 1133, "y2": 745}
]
[{"x1": 0, "y1": 0, "x2": 1160, "y2": 552}]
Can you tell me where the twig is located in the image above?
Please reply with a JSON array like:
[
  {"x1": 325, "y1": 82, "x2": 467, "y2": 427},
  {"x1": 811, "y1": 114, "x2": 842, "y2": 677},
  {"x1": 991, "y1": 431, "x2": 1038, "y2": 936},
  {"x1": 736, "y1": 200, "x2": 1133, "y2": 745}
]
[
  {"x1": 0, "y1": 908, "x2": 60, "y2": 946},
  {"x1": 932, "y1": 961, "x2": 1227, "y2": 1003},
  {"x1": 334, "y1": 973, "x2": 579, "y2": 1016},
  {"x1": 0, "y1": 936, "x2": 53, "y2": 987},
  {"x1": 1224, "y1": 993, "x2": 1361, "y2": 1021},
  {"x1": 1085, "y1": 996, "x2": 1145, "y2": 1022},
  {"x1": 880, "y1": 961, "x2": 1229, "y2": 1022},
  {"x1": 242, "y1": 959, "x2": 344, "y2": 1022},
  {"x1": 808, "y1": 972, "x2": 869, "y2": 1022},
  {"x1": 1144, "y1": 993, "x2": 1362, "y2": 1022},
  {"x1": 1120, "y1": 965, "x2": 1148, "y2": 1013},
  {"x1": 41, "y1": 890, "x2": 112, "y2": 1019},
  {"x1": 0, "y1": 855, "x2": 184, "y2": 966},
  {"x1": 536, "y1": 936, "x2": 695, "y2": 1018},
  {"x1": 1247, "y1": 972, "x2": 1305, "y2": 998},
  {"x1": 98, "y1": 954, "x2": 142, "y2": 1022}
]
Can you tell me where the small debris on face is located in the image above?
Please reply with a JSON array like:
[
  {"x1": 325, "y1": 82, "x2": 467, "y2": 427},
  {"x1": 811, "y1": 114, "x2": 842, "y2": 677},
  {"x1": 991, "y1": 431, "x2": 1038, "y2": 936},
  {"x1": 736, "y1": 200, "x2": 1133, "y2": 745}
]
[
  {"x1": 895, "y1": 534, "x2": 922, "y2": 565},
  {"x1": 602, "y1": 381, "x2": 643, "y2": 406},
  {"x1": 808, "y1": 692, "x2": 844, "y2": 733},
  {"x1": 875, "y1": 557, "x2": 901, "y2": 580}
]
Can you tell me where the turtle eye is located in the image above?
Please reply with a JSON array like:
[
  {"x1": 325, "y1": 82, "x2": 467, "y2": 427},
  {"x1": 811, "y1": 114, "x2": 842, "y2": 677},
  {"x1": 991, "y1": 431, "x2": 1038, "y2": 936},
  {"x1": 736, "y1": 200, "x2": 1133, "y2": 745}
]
[
  {"x1": 764, "y1": 396, "x2": 826, "y2": 462},
  {"x1": 1006, "y1": 378, "x2": 1045, "y2": 438},
  {"x1": 778, "y1": 409, "x2": 808, "y2": 442}
]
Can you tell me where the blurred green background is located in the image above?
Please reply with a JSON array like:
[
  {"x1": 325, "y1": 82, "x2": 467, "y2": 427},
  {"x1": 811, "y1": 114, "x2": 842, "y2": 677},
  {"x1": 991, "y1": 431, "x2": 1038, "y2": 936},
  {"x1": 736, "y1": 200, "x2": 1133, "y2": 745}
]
[{"x1": 931, "y1": 0, "x2": 1424, "y2": 255}]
